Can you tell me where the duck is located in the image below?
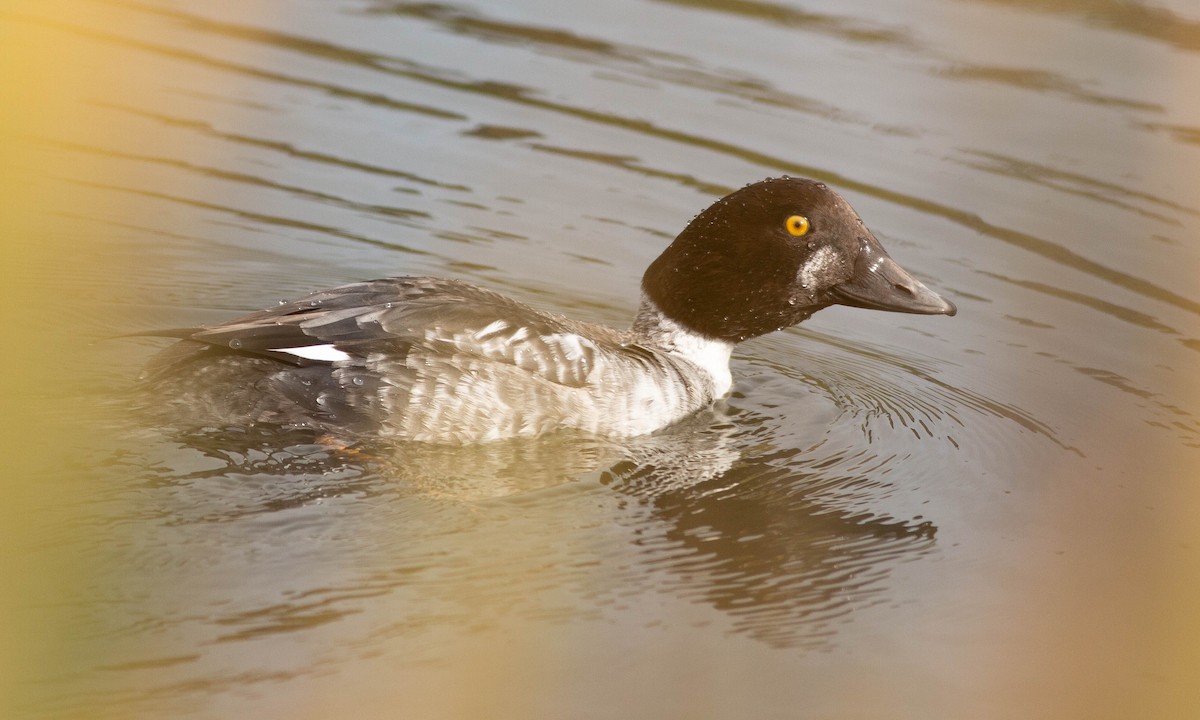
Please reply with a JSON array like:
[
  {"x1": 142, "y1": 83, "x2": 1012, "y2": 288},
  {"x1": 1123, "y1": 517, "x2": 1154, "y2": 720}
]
[{"x1": 138, "y1": 177, "x2": 956, "y2": 443}]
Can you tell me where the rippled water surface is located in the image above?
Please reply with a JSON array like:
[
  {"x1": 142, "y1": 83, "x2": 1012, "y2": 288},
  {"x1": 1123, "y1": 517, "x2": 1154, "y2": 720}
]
[{"x1": 4, "y1": 0, "x2": 1200, "y2": 718}]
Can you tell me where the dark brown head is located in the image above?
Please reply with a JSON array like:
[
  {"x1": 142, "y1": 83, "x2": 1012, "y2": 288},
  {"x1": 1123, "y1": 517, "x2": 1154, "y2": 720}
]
[{"x1": 641, "y1": 177, "x2": 956, "y2": 342}]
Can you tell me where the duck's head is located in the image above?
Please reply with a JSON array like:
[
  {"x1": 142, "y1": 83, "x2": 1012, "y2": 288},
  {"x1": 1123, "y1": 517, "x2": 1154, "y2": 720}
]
[{"x1": 641, "y1": 176, "x2": 957, "y2": 343}]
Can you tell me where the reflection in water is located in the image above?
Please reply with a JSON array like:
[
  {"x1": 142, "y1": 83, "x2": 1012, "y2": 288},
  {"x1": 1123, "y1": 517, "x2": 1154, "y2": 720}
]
[
  {"x1": 42, "y1": 137, "x2": 434, "y2": 224},
  {"x1": 957, "y1": 150, "x2": 1195, "y2": 222},
  {"x1": 644, "y1": 0, "x2": 914, "y2": 45},
  {"x1": 963, "y1": 0, "x2": 1200, "y2": 52},
  {"x1": 97, "y1": 101, "x2": 470, "y2": 191},
  {"x1": 132, "y1": 428, "x2": 389, "y2": 523},
  {"x1": 604, "y1": 447, "x2": 937, "y2": 649},
  {"x1": 370, "y1": 0, "x2": 899, "y2": 126},
  {"x1": 939, "y1": 66, "x2": 1163, "y2": 111}
]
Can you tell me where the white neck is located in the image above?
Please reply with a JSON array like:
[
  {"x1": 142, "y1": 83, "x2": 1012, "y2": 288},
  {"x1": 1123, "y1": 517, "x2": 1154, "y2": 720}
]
[{"x1": 632, "y1": 296, "x2": 734, "y2": 397}]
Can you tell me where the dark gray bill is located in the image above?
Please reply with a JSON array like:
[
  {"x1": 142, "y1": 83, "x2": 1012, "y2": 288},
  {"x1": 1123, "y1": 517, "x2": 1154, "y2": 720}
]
[{"x1": 830, "y1": 241, "x2": 957, "y2": 316}]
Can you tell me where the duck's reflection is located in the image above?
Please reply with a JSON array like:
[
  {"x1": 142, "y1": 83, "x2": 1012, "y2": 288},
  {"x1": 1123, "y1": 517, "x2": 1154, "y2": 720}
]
[
  {"x1": 141, "y1": 403, "x2": 937, "y2": 649},
  {"x1": 599, "y1": 409, "x2": 937, "y2": 648}
]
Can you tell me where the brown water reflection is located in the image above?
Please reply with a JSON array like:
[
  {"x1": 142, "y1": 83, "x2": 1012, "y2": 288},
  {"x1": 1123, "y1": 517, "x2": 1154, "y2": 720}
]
[{"x1": 964, "y1": 0, "x2": 1200, "y2": 52}]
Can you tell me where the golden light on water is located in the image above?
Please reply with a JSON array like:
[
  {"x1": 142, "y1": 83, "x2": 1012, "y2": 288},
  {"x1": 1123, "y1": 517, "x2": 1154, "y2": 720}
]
[
  {"x1": 0, "y1": 3, "x2": 218, "y2": 714},
  {"x1": 2, "y1": 5, "x2": 127, "y2": 714}
]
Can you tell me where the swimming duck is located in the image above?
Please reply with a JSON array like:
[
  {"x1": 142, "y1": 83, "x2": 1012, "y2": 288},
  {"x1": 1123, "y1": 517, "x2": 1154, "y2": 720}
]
[{"x1": 139, "y1": 177, "x2": 956, "y2": 443}]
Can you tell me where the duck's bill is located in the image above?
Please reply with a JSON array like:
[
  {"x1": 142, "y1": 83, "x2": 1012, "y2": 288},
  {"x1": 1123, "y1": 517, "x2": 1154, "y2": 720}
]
[{"x1": 830, "y1": 250, "x2": 957, "y2": 316}]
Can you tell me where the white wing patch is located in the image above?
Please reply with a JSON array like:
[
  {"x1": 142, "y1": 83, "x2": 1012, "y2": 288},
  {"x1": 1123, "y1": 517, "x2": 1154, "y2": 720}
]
[{"x1": 270, "y1": 344, "x2": 351, "y2": 362}]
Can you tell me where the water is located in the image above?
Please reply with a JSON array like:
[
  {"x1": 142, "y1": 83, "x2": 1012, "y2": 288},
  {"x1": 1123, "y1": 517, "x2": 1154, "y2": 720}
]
[{"x1": 4, "y1": 0, "x2": 1199, "y2": 718}]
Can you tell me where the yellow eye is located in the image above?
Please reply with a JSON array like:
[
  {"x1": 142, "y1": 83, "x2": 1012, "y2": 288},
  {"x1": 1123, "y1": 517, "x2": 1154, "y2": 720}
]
[{"x1": 785, "y1": 215, "x2": 810, "y2": 237}]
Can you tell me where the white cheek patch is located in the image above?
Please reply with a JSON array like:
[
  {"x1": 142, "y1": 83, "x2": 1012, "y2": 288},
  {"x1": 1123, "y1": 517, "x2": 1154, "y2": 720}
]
[
  {"x1": 800, "y1": 246, "x2": 838, "y2": 290},
  {"x1": 270, "y1": 344, "x2": 351, "y2": 362}
]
